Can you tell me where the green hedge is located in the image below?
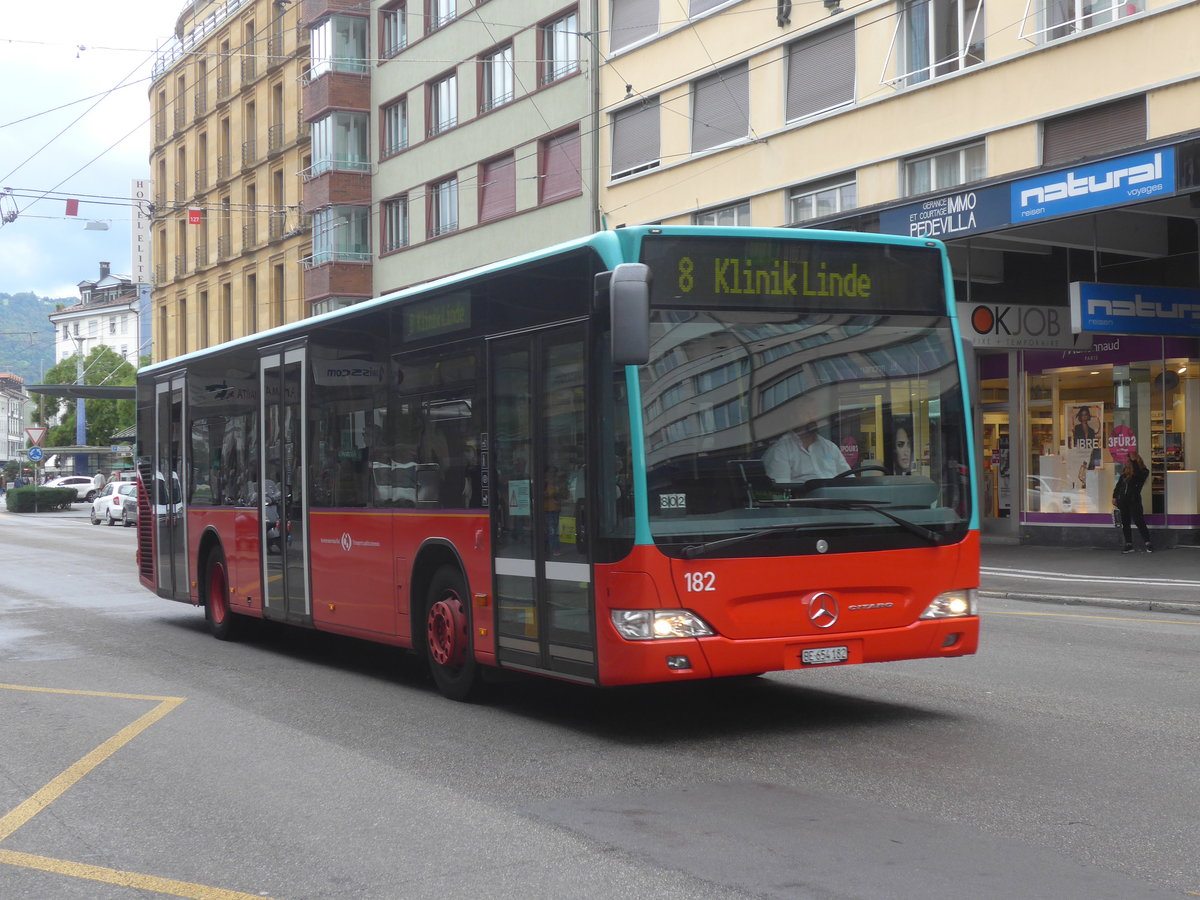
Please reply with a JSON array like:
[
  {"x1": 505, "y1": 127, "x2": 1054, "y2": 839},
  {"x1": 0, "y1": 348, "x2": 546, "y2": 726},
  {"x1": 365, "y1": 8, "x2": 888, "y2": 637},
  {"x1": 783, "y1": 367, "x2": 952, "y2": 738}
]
[{"x1": 5, "y1": 486, "x2": 78, "y2": 512}]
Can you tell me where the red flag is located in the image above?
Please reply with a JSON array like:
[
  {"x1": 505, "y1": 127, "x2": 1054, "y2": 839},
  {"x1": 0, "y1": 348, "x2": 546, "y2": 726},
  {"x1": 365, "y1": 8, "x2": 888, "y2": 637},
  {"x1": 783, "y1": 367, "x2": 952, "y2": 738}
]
[
  {"x1": 65, "y1": 198, "x2": 79, "y2": 216},
  {"x1": 188, "y1": 209, "x2": 202, "y2": 224}
]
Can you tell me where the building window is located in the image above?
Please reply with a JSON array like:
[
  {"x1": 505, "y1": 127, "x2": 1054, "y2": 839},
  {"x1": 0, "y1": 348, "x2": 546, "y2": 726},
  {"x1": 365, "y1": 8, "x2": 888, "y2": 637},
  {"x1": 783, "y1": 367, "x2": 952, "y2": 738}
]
[
  {"x1": 383, "y1": 196, "x2": 409, "y2": 252},
  {"x1": 1042, "y1": 96, "x2": 1146, "y2": 166},
  {"x1": 479, "y1": 44, "x2": 514, "y2": 113},
  {"x1": 382, "y1": 98, "x2": 408, "y2": 157},
  {"x1": 789, "y1": 176, "x2": 857, "y2": 223},
  {"x1": 428, "y1": 71, "x2": 458, "y2": 136},
  {"x1": 539, "y1": 128, "x2": 581, "y2": 204},
  {"x1": 428, "y1": 0, "x2": 455, "y2": 33},
  {"x1": 904, "y1": 142, "x2": 985, "y2": 195},
  {"x1": 894, "y1": 0, "x2": 984, "y2": 86},
  {"x1": 611, "y1": 97, "x2": 660, "y2": 179},
  {"x1": 311, "y1": 205, "x2": 370, "y2": 264},
  {"x1": 479, "y1": 154, "x2": 516, "y2": 222},
  {"x1": 1022, "y1": 0, "x2": 1140, "y2": 43},
  {"x1": 540, "y1": 10, "x2": 579, "y2": 84},
  {"x1": 309, "y1": 15, "x2": 368, "y2": 78},
  {"x1": 692, "y1": 62, "x2": 749, "y2": 154},
  {"x1": 786, "y1": 22, "x2": 855, "y2": 122},
  {"x1": 428, "y1": 177, "x2": 459, "y2": 236},
  {"x1": 311, "y1": 111, "x2": 370, "y2": 175},
  {"x1": 694, "y1": 200, "x2": 750, "y2": 227},
  {"x1": 381, "y1": 3, "x2": 406, "y2": 58},
  {"x1": 610, "y1": 0, "x2": 658, "y2": 53}
]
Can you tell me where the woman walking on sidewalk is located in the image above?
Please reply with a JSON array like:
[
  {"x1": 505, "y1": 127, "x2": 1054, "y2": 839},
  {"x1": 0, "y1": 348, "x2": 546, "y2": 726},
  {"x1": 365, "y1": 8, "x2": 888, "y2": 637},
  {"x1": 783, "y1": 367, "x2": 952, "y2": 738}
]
[{"x1": 1112, "y1": 452, "x2": 1152, "y2": 553}]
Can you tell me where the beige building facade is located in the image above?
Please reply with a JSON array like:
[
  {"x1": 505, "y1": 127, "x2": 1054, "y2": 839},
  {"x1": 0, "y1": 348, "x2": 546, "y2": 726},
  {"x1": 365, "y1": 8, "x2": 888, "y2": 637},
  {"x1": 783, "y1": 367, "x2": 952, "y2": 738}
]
[
  {"x1": 149, "y1": 0, "x2": 313, "y2": 363},
  {"x1": 597, "y1": 0, "x2": 1200, "y2": 545}
]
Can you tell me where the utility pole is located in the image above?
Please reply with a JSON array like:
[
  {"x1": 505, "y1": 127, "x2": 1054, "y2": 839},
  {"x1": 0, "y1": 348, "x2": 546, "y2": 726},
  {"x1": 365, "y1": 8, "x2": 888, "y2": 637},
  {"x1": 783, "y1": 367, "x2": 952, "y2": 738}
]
[{"x1": 70, "y1": 335, "x2": 88, "y2": 475}]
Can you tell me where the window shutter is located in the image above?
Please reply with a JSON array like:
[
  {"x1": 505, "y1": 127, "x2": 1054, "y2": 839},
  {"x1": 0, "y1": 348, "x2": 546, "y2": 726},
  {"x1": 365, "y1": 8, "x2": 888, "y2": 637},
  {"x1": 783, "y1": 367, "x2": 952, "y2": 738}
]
[
  {"x1": 611, "y1": 98, "x2": 660, "y2": 177},
  {"x1": 1043, "y1": 96, "x2": 1146, "y2": 165},
  {"x1": 692, "y1": 63, "x2": 749, "y2": 153},
  {"x1": 611, "y1": 0, "x2": 657, "y2": 52},
  {"x1": 479, "y1": 155, "x2": 515, "y2": 221},
  {"x1": 786, "y1": 22, "x2": 855, "y2": 122},
  {"x1": 541, "y1": 129, "x2": 581, "y2": 203}
]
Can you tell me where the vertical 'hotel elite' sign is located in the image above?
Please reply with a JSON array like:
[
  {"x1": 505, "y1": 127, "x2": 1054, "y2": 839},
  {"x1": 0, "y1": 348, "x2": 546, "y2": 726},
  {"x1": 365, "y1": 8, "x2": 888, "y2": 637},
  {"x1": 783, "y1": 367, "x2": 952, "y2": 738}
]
[{"x1": 131, "y1": 179, "x2": 153, "y2": 286}]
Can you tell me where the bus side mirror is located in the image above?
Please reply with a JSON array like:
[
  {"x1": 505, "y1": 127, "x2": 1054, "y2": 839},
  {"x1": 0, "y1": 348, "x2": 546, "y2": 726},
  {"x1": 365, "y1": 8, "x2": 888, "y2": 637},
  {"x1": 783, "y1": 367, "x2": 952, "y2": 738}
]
[{"x1": 608, "y1": 263, "x2": 651, "y2": 367}]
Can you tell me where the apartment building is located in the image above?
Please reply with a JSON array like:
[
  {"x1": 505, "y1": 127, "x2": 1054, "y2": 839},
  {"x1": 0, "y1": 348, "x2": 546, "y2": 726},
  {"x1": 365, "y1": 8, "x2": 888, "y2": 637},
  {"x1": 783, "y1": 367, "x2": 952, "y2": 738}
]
[
  {"x1": 297, "y1": 0, "x2": 597, "y2": 305},
  {"x1": 149, "y1": 0, "x2": 313, "y2": 362},
  {"x1": 1, "y1": 373, "x2": 30, "y2": 464},
  {"x1": 597, "y1": 0, "x2": 1200, "y2": 544},
  {"x1": 48, "y1": 262, "x2": 143, "y2": 368}
]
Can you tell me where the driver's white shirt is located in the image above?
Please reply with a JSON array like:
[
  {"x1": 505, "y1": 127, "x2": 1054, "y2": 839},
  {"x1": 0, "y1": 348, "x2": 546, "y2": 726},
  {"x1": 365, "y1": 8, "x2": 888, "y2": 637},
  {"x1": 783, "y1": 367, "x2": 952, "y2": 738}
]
[{"x1": 763, "y1": 431, "x2": 850, "y2": 483}]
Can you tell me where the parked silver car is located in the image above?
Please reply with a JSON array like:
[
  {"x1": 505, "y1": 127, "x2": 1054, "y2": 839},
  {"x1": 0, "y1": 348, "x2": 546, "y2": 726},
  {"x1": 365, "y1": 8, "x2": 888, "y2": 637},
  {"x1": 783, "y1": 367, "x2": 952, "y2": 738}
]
[
  {"x1": 45, "y1": 475, "x2": 102, "y2": 502},
  {"x1": 90, "y1": 482, "x2": 138, "y2": 526}
]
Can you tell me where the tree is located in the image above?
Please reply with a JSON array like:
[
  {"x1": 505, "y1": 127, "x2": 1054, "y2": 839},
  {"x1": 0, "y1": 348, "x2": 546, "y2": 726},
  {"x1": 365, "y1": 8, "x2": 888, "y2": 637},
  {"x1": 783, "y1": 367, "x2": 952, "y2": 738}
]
[{"x1": 37, "y1": 346, "x2": 136, "y2": 446}]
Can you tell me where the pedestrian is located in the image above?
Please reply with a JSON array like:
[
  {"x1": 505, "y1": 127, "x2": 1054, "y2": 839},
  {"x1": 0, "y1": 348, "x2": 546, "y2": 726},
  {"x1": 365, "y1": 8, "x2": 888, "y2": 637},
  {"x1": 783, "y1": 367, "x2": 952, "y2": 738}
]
[
  {"x1": 93, "y1": 471, "x2": 105, "y2": 494},
  {"x1": 1112, "y1": 452, "x2": 1152, "y2": 553},
  {"x1": 0, "y1": 471, "x2": 6, "y2": 496}
]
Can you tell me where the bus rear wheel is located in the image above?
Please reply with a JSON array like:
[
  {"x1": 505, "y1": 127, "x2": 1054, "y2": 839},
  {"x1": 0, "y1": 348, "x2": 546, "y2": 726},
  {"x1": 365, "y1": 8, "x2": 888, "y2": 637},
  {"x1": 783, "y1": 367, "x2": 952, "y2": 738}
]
[
  {"x1": 204, "y1": 547, "x2": 238, "y2": 641},
  {"x1": 424, "y1": 566, "x2": 481, "y2": 701}
]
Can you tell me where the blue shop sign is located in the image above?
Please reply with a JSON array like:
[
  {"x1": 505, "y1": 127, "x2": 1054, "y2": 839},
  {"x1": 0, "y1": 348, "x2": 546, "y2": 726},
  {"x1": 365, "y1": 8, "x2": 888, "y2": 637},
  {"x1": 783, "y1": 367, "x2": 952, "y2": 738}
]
[
  {"x1": 880, "y1": 184, "x2": 1008, "y2": 239},
  {"x1": 1012, "y1": 149, "x2": 1175, "y2": 223},
  {"x1": 1070, "y1": 282, "x2": 1200, "y2": 336}
]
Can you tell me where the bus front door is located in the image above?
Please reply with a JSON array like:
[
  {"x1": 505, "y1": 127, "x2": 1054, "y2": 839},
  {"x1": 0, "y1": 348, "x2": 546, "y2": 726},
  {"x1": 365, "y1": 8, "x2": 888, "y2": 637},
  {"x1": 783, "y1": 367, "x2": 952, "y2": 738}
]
[
  {"x1": 490, "y1": 325, "x2": 596, "y2": 683},
  {"x1": 260, "y1": 348, "x2": 310, "y2": 625}
]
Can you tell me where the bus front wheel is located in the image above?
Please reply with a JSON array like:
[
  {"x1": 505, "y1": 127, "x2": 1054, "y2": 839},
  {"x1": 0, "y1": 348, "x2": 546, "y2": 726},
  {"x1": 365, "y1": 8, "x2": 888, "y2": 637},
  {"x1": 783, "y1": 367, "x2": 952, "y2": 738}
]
[
  {"x1": 424, "y1": 566, "x2": 481, "y2": 701},
  {"x1": 204, "y1": 547, "x2": 239, "y2": 641}
]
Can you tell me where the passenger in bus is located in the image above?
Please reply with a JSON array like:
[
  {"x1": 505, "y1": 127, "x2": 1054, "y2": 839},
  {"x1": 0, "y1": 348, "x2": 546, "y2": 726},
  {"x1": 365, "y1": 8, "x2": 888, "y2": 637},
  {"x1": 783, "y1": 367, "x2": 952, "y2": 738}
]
[
  {"x1": 763, "y1": 401, "x2": 850, "y2": 484},
  {"x1": 892, "y1": 417, "x2": 914, "y2": 476}
]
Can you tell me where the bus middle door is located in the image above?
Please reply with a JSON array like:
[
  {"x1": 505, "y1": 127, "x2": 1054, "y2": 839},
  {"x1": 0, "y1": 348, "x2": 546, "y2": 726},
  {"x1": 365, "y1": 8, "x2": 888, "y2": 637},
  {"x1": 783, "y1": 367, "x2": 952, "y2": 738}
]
[{"x1": 490, "y1": 325, "x2": 596, "y2": 683}]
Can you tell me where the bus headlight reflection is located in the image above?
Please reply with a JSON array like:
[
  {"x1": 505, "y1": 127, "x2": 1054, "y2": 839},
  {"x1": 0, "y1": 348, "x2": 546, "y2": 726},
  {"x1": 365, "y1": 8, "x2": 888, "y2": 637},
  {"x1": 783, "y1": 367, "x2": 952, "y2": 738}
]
[
  {"x1": 611, "y1": 609, "x2": 715, "y2": 640},
  {"x1": 919, "y1": 589, "x2": 977, "y2": 619}
]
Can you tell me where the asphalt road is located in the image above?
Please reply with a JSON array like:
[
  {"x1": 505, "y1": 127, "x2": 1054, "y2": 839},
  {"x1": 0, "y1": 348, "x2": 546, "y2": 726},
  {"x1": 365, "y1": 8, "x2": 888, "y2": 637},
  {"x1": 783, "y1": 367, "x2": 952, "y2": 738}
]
[{"x1": 1, "y1": 511, "x2": 1197, "y2": 899}]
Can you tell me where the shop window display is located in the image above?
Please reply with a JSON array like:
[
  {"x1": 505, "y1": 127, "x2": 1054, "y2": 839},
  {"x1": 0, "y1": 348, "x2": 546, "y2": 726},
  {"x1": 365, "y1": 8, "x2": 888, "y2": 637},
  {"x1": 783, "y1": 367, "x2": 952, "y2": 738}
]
[{"x1": 1024, "y1": 341, "x2": 1198, "y2": 521}]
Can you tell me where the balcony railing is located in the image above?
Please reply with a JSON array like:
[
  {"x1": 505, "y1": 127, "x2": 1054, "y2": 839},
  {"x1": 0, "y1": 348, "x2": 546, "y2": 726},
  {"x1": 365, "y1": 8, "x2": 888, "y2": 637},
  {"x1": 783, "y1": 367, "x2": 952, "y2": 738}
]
[
  {"x1": 268, "y1": 123, "x2": 284, "y2": 153},
  {"x1": 195, "y1": 168, "x2": 208, "y2": 193},
  {"x1": 174, "y1": 106, "x2": 187, "y2": 132},
  {"x1": 242, "y1": 221, "x2": 257, "y2": 248},
  {"x1": 217, "y1": 73, "x2": 232, "y2": 101},
  {"x1": 269, "y1": 212, "x2": 286, "y2": 241},
  {"x1": 242, "y1": 139, "x2": 257, "y2": 169},
  {"x1": 174, "y1": 254, "x2": 188, "y2": 278},
  {"x1": 155, "y1": 121, "x2": 167, "y2": 143},
  {"x1": 194, "y1": 88, "x2": 208, "y2": 117},
  {"x1": 154, "y1": 263, "x2": 167, "y2": 285},
  {"x1": 174, "y1": 181, "x2": 186, "y2": 202},
  {"x1": 267, "y1": 33, "x2": 282, "y2": 65},
  {"x1": 217, "y1": 155, "x2": 231, "y2": 181},
  {"x1": 241, "y1": 55, "x2": 256, "y2": 83},
  {"x1": 195, "y1": 244, "x2": 209, "y2": 268},
  {"x1": 218, "y1": 234, "x2": 232, "y2": 259}
]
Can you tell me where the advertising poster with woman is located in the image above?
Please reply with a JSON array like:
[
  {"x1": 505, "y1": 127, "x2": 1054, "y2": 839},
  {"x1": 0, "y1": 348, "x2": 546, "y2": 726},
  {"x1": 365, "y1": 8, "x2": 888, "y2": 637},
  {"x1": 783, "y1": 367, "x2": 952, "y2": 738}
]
[{"x1": 1065, "y1": 402, "x2": 1104, "y2": 489}]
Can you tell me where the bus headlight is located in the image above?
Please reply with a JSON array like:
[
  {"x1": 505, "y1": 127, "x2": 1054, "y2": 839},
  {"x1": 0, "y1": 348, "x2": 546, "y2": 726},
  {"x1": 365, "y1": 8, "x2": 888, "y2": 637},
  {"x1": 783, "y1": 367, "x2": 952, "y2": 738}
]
[
  {"x1": 611, "y1": 609, "x2": 715, "y2": 640},
  {"x1": 919, "y1": 589, "x2": 977, "y2": 619}
]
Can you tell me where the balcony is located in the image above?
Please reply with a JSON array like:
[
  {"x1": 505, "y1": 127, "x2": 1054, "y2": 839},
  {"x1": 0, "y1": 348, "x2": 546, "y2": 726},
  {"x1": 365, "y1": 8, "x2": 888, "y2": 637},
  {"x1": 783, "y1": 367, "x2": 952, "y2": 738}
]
[
  {"x1": 267, "y1": 33, "x2": 283, "y2": 67},
  {"x1": 301, "y1": 70, "x2": 369, "y2": 124},
  {"x1": 302, "y1": 256, "x2": 372, "y2": 299},
  {"x1": 154, "y1": 263, "x2": 167, "y2": 285},
  {"x1": 302, "y1": 167, "x2": 370, "y2": 209},
  {"x1": 217, "y1": 74, "x2": 232, "y2": 102},
  {"x1": 269, "y1": 211, "x2": 286, "y2": 241},
  {"x1": 241, "y1": 55, "x2": 257, "y2": 84},
  {"x1": 155, "y1": 121, "x2": 167, "y2": 143},
  {"x1": 195, "y1": 168, "x2": 208, "y2": 193},
  {"x1": 194, "y1": 89, "x2": 208, "y2": 117},
  {"x1": 242, "y1": 221, "x2": 258, "y2": 248},
  {"x1": 269, "y1": 123, "x2": 285, "y2": 154},
  {"x1": 217, "y1": 155, "x2": 231, "y2": 181},
  {"x1": 302, "y1": 0, "x2": 367, "y2": 22},
  {"x1": 218, "y1": 235, "x2": 233, "y2": 259},
  {"x1": 174, "y1": 254, "x2": 188, "y2": 278},
  {"x1": 174, "y1": 106, "x2": 187, "y2": 133},
  {"x1": 174, "y1": 181, "x2": 186, "y2": 202},
  {"x1": 196, "y1": 244, "x2": 209, "y2": 268},
  {"x1": 242, "y1": 139, "x2": 257, "y2": 170}
]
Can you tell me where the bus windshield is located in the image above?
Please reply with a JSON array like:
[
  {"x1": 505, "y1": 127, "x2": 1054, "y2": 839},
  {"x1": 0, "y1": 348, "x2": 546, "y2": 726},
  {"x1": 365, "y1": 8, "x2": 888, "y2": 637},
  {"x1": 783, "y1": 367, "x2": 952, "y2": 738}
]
[{"x1": 638, "y1": 309, "x2": 971, "y2": 558}]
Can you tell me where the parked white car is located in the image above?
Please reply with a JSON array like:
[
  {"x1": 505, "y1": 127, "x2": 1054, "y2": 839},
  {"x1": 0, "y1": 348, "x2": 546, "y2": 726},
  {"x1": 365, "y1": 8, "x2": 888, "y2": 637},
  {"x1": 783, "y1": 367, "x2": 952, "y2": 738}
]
[
  {"x1": 90, "y1": 482, "x2": 138, "y2": 526},
  {"x1": 45, "y1": 475, "x2": 102, "y2": 502}
]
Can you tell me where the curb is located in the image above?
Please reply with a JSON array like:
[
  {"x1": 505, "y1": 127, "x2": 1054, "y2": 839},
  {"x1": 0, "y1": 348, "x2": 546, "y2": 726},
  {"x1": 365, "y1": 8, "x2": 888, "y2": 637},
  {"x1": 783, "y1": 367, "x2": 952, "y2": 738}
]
[{"x1": 979, "y1": 590, "x2": 1200, "y2": 617}]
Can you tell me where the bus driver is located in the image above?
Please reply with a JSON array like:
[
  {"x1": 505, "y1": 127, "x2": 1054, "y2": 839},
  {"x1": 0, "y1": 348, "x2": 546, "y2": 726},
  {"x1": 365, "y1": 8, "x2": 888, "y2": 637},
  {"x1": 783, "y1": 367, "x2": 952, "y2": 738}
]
[{"x1": 762, "y1": 398, "x2": 850, "y2": 485}]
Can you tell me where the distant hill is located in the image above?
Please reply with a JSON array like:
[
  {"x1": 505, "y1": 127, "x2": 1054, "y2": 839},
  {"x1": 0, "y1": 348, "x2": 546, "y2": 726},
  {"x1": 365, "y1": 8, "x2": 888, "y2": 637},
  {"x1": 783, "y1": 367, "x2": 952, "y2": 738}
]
[{"x1": 0, "y1": 292, "x2": 63, "y2": 383}]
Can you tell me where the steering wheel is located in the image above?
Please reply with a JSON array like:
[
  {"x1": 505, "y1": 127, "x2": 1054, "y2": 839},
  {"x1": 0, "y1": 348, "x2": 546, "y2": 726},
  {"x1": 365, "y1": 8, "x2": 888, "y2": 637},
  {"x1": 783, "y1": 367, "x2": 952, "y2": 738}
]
[{"x1": 832, "y1": 464, "x2": 888, "y2": 480}]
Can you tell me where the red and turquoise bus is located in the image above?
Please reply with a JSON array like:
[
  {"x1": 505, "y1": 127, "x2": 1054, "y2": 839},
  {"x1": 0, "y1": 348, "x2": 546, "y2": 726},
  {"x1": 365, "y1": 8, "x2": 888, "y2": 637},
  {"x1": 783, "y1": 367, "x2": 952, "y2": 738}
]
[{"x1": 136, "y1": 226, "x2": 979, "y2": 700}]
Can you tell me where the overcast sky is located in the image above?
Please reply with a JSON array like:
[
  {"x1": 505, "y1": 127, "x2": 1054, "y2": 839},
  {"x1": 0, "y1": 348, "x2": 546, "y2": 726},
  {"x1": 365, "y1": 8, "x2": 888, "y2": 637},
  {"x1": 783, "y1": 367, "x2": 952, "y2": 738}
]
[{"x1": 1, "y1": 2, "x2": 181, "y2": 298}]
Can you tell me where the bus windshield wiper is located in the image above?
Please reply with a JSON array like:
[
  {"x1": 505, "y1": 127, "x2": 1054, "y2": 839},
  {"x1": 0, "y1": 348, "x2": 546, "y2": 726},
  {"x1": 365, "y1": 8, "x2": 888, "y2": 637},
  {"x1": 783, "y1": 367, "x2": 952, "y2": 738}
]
[
  {"x1": 680, "y1": 500, "x2": 941, "y2": 559},
  {"x1": 772, "y1": 497, "x2": 942, "y2": 543},
  {"x1": 681, "y1": 523, "x2": 813, "y2": 559}
]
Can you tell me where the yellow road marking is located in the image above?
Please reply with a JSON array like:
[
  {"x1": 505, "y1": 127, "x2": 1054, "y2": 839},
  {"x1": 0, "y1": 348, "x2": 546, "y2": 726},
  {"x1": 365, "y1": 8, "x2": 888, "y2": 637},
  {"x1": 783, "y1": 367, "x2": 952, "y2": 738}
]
[
  {"x1": 0, "y1": 691, "x2": 185, "y2": 842},
  {"x1": 0, "y1": 849, "x2": 275, "y2": 900},
  {"x1": 0, "y1": 683, "x2": 277, "y2": 898},
  {"x1": 987, "y1": 610, "x2": 1200, "y2": 626}
]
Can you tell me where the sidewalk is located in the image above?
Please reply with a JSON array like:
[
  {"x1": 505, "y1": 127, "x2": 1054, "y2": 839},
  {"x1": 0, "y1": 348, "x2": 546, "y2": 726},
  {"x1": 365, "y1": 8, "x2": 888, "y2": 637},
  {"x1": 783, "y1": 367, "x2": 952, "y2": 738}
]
[{"x1": 981, "y1": 540, "x2": 1200, "y2": 617}]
